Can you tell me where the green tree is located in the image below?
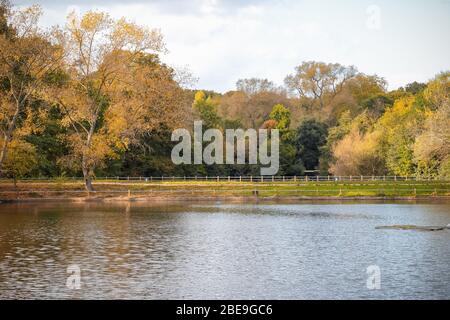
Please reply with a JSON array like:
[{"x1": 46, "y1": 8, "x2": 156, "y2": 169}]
[
  {"x1": 376, "y1": 95, "x2": 427, "y2": 176},
  {"x1": 192, "y1": 90, "x2": 222, "y2": 129},
  {"x1": 269, "y1": 104, "x2": 291, "y2": 131},
  {"x1": 414, "y1": 73, "x2": 450, "y2": 179},
  {"x1": 296, "y1": 119, "x2": 328, "y2": 170},
  {"x1": 2, "y1": 139, "x2": 37, "y2": 186}
]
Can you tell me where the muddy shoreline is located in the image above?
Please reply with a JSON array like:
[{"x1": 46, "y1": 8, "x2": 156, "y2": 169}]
[{"x1": 1, "y1": 194, "x2": 450, "y2": 204}]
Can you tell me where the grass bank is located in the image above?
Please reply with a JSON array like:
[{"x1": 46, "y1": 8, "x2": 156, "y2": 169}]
[{"x1": 0, "y1": 179, "x2": 449, "y2": 202}]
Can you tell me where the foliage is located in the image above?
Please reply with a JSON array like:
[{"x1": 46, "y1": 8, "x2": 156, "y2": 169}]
[
  {"x1": 0, "y1": 3, "x2": 448, "y2": 181},
  {"x1": 1, "y1": 139, "x2": 36, "y2": 184},
  {"x1": 269, "y1": 104, "x2": 291, "y2": 131},
  {"x1": 296, "y1": 119, "x2": 328, "y2": 170}
]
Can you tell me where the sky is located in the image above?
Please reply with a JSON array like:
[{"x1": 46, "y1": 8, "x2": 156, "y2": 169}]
[{"x1": 14, "y1": 0, "x2": 450, "y2": 92}]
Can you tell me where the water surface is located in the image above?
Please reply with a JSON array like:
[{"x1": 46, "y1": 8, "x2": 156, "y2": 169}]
[{"x1": 0, "y1": 201, "x2": 449, "y2": 299}]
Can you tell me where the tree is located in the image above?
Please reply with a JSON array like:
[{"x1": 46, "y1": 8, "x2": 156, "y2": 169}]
[
  {"x1": 1, "y1": 138, "x2": 36, "y2": 186},
  {"x1": 0, "y1": 3, "x2": 64, "y2": 174},
  {"x1": 414, "y1": 74, "x2": 450, "y2": 178},
  {"x1": 269, "y1": 104, "x2": 291, "y2": 131},
  {"x1": 46, "y1": 11, "x2": 172, "y2": 191},
  {"x1": 284, "y1": 61, "x2": 357, "y2": 109},
  {"x1": 296, "y1": 119, "x2": 328, "y2": 170},
  {"x1": 192, "y1": 90, "x2": 221, "y2": 129},
  {"x1": 404, "y1": 81, "x2": 427, "y2": 95},
  {"x1": 320, "y1": 110, "x2": 376, "y2": 173},
  {"x1": 329, "y1": 128, "x2": 385, "y2": 176},
  {"x1": 236, "y1": 78, "x2": 282, "y2": 96},
  {"x1": 218, "y1": 90, "x2": 291, "y2": 128},
  {"x1": 376, "y1": 95, "x2": 427, "y2": 176}
]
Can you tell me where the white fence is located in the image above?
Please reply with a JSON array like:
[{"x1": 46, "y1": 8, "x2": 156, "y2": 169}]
[{"x1": 1, "y1": 175, "x2": 449, "y2": 182}]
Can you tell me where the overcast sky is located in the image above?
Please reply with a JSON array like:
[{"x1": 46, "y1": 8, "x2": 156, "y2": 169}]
[{"x1": 15, "y1": 0, "x2": 450, "y2": 92}]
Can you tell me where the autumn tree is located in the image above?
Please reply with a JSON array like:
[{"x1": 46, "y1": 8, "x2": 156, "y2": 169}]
[
  {"x1": 219, "y1": 90, "x2": 291, "y2": 128},
  {"x1": 375, "y1": 95, "x2": 427, "y2": 176},
  {"x1": 2, "y1": 139, "x2": 36, "y2": 186},
  {"x1": 414, "y1": 73, "x2": 450, "y2": 178},
  {"x1": 284, "y1": 61, "x2": 358, "y2": 109},
  {"x1": 46, "y1": 11, "x2": 178, "y2": 191},
  {"x1": 0, "y1": 3, "x2": 64, "y2": 174},
  {"x1": 269, "y1": 104, "x2": 291, "y2": 131},
  {"x1": 329, "y1": 128, "x2": 385, "y2": 176},
  {"x1": 236, "y1": 78, "x2": 283, "y2": 96}
]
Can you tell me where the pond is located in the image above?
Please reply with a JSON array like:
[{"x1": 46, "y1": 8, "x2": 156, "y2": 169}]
[{"x1": 0, "y1": 201, "x2": 449, "y2": 299}]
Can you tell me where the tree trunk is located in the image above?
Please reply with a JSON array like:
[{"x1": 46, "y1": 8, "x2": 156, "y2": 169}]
[
  {"x1": 82, "y1": 154, "x2": 94, "y2": 192},
  {"x1": 0, "y1": 134, "x2": 9, "y2": 174},
  {"x1": 81, "y1": 104, "x2": 101, "y2": 193},
  {"x1": 85, "y1": 176, "x2": 94, "y2": 192},
  {"x1": 0, "y1": 102, "x2": 21, "y2": 174}
]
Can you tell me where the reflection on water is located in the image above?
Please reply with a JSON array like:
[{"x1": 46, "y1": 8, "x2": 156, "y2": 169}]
[{"x1": 0, "y1": 201, "x2": 449, "y2": 299}]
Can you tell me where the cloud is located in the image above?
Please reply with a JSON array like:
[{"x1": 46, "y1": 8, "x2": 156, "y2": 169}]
[{"x1": 13, "y1": 0, "x2": 450, "y2": 92}]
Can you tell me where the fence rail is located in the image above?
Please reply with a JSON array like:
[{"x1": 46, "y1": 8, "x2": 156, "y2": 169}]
[{"x1": 1, "y1": 175, "x2": 449, "y2": 182}]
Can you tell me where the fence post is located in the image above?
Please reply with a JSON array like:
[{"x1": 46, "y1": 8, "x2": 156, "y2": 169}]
[
  {"x1": 239, "y1": 176, "x2": 242, "y2": 182},
  {"x1": 228, "y1": 176, "x2": 230, "y2": 182},
  {"x1": 272, "y1": 176, "x2": 274, "y2": 182},
  {"x1": 282, "y1": 176, "x2": 285, "y2": 182},
  {"x1": 316, "y1": 176, "x2": 319, "y2": 182},
  {"x1": 306, "y1": 176, "x2": 308, "y2": 182},
  {"x1": 294, "y1": 176, "x2": 297, "y2": 182},
  {"x1": 261, "y1": 176, "x2": 263, "y2": 182},
  {"x1": 217, "y1": 176, "x2": 219, "y2": 182},
  {"x1": 250, "y1": 176, "x2": 253, "y2": 182}
]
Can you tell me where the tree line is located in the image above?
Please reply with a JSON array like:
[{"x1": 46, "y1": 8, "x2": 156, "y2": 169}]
[{"x1": 1, "y1": 2, "x2": 449, "y2": 190}]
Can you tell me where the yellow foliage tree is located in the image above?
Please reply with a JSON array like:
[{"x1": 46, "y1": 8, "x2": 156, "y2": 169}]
[
  {"x1": 375, "y1": 95, "x2": 427, "y2": 176},
  {"x1": 45, "y1": 11, "x2": 187, "y2": 191},
  {"x1": 330, "y1": 128, "x2": 384, "y2": 176},
  {"x1": 1, "y1": 139, "x2": 37, "y2": 186},
  {"x1": 0, "y1": 4, "x2": 64, "y2": 175}
]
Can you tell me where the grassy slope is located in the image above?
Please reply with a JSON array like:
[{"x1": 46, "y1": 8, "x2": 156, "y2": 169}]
[{"x1": 0, "y1": 179, "x2": 449, "y2": 199}]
